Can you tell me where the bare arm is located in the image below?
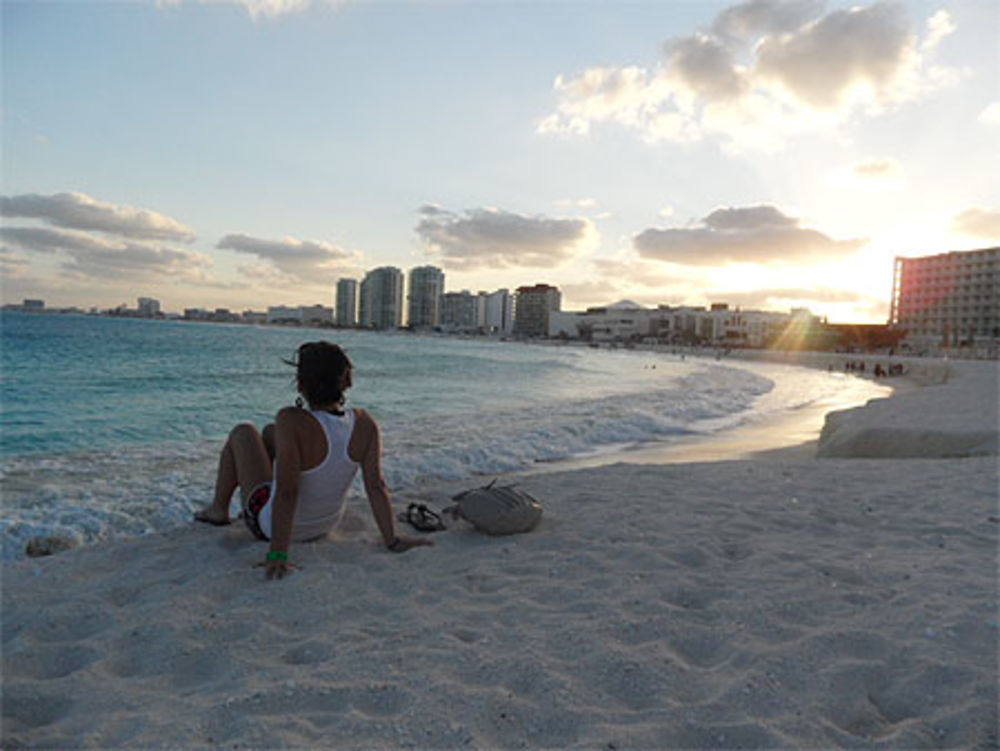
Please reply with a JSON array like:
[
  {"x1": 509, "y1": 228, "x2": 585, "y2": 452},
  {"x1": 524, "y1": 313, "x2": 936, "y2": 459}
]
[
  {"x1": 355, "y1": 410, "x2": 432, "y2": 553},
  {"x1": 266, "y1": 407, "x2": 303, "y2": 570}
]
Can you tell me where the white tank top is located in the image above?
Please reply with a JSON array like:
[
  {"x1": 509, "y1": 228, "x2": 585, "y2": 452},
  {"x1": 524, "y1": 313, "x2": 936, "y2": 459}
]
[{"x1": 259, "y1": 408, "x2": 360, "y2": 541}]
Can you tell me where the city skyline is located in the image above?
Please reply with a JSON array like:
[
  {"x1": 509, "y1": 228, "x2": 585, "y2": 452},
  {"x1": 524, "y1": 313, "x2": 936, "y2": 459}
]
[{"x1": 2, "y1": 0, "x2": 999, "y2": 323}]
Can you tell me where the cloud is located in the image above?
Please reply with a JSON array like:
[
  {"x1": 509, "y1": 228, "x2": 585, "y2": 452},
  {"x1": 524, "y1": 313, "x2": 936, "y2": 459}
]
[
  {"x1": 978, "y1": 101, "x2": 1000, "y2": 125},
  {"x1": 851, "y1": 158, "x2": 903, "y2": 180},
  {"x1": 634, "y1": 205, "x2": 866, "y2": 265},
  {"x1": 711, "y1": 0, "x2": 825, "y2": 42},
  {"x1": 415, "y1": 206, "x2": 595, "y2": 271},
  {"x1": 0, "y1": 226, "x2": 213, "y2": 282},
  {"x1": 157, "y1": 0, "x2": 344, "y2": 20},
  {"x1": 540, "y1": 2, "x2": 960, "y2": 149},
  {"x1": 665, "y1": 34, "x2": 748, "y2": 103},
  {"x1": 951, "y1": 208, "x2": 1000, "y2": 241},
  {"x1": 217, "y1": 232, "x2": 360, "y2": 284},
  {"x1": 559, "y1": 280, "x2": 627, "y2": 309},
  {"x1": 714, "y1": 287, "x2": 869, "y2": 308},
  {"x1": 753, "y1": 3, "x2": 957, "y2": 113},
  {"x1": 0, "y1": 192, "x2": 195, "y2": 242},
  {"x1": 0, "y1": 250, "x2": 32, "y2": 280},
  {"x1": 536, "y1": 66, "x2": 686, "y2": 140},
  {"x1": 922, "y1": 9, "x2": 957, "y2": 51},
  {"x1": 837, "y1": 157, "x2": 906, "y2": 190}
]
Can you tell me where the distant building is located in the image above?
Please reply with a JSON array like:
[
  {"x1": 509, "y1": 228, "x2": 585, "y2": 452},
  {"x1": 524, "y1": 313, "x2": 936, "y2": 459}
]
[
  {"x1": 407, "y1": 265, "x2": 444, "y2": 329},
  {"x1": 890, "y1": 246, "x2": 999, "y2": 354},
  {"x1": 22, "y1": 299, "x2": 45, "y2": 311},
  {"x1": 549, "y1": 300, "x2": 652, "y2": 342},
  {"x1": 359, "y1": 266, "x2": 404, "y2": 330},
  {"x1": 549, "y1": 301, "x2": 798, "y2": 348},
  {"x1": 184, "y1": 308, "x2": 210, "y2": 321},
  {"x1": 267, "y1": 305, "x2": 302, "y2": 324},
  {"x1": 211, "y1": 308, "x2": 240, "y2": 323},
  {"x1": 483, "y1": 289, "x2": 514, "y2": 334},
  {"x1": 137, "y1": 297, "x2": 161, "y2": 317},
  {"x1": 440, "y1": 290, "x2": 480, "y2": 331},
  {"x1": 336, "y1": 278, "x2": 358, "y2": 327},
  {"x1": 242, "y1": 310, "x2": 267, "y2": 324},
  {"x1": 300, "y1": 304, "x2": 334, "y2": 325},
  {"x1": 514, "y1": 284, "x2": 561, "y2": 337}
]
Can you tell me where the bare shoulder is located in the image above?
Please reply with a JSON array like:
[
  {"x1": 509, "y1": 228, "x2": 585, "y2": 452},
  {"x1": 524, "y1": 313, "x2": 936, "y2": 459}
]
[
  {"x1": 352, "y1": 407, "x2": 377, "y2": 428},
  {"x1": 275, "y1": 405, "x2": 311, "y2": 426}
]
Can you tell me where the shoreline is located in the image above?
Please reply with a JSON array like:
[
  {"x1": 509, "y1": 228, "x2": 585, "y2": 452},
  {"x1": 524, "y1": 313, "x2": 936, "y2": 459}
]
[{"x1": 515, "y1": 354, "x2": 915, "y2": 475}]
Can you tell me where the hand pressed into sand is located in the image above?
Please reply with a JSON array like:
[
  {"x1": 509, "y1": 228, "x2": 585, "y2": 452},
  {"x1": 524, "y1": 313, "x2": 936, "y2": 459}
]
[{"x1": 255, "y1": 557, "x2": 297, "y2": 580}]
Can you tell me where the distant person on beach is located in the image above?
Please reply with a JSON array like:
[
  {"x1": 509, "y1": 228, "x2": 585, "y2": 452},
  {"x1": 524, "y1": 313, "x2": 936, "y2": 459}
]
[{"x1": 195, "y1": 341, "x2": 432, "y2": 579}]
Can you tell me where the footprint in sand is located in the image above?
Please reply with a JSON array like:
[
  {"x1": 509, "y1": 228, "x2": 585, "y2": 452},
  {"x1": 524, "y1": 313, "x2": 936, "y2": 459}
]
[
  {"x1": 666, "y1": 628, "x2": 734, "y2": 669},
  {"x1": 31, "y1": 604, "x2": 112, "y2": 643},
  {"x1": 281, "y1": 640, "x2": 337, "y2": 665},
  {"x1": 4, "y1": 644, "x2": 101, "y2": 680},
  {"x1": 449, "y1": 628, "x2": 484, "y2": 644},
  {"x1": 667, "y1": 547, "x2": 710, "y2": 569},
  {"x1": 1, "y1": 692, "x2": 74, "y2": 731},
  {"x1": 349, "y1": 684, "x2": 412, "y2": 717},
  {"x1": 102, "y1": 586, "x2": 142, "y2": 608}
]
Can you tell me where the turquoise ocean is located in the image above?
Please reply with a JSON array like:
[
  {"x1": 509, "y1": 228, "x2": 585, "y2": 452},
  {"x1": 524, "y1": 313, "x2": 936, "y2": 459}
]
[{"x1": 1, "y1": 311, "x2": 887, "y2": 558}]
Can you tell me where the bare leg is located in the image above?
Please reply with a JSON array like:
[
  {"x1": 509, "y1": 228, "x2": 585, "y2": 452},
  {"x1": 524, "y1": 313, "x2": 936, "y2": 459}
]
[
  {"x1": 195, "y1": 423, "x2": 273, "y2": 524},
  {"x1": 262, "y1": 423, "x2": 276, "y2": 463}
]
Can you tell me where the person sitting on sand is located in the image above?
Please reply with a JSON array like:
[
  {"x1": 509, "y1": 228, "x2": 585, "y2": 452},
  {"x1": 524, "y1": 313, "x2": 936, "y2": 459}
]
[{"x1": 195, "y1": 341, "x2": 432, "y2": 579}]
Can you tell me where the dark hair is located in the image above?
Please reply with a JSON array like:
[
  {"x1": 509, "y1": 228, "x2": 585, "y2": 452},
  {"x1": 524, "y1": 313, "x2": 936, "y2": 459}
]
[{"x1": 286, "y1": 341, "x2": 352, "y2": 408}]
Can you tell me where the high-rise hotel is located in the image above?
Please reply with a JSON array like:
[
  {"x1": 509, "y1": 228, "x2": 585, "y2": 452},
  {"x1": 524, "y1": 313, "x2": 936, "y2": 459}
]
[
  {"x1": 514, "y1": 283, "x2": 561, "y2": 338},
  {"x1": 359, "y1": 266, "x2": 405, "y2": 330},
  {"x1": 336, "y1": 278, "x2": 357, "y2": 327},
  {"x1": 890, "y1": 246, "x2": 999, "y2": 351},
  {"x1": 407, "y1": 265, "x2": 445, "y2": 329}
]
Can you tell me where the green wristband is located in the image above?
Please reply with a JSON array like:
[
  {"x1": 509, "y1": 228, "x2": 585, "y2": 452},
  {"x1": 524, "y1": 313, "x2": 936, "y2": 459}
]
[{"x1": 266, "y1": 550, "x2": 288, "y2": 563}]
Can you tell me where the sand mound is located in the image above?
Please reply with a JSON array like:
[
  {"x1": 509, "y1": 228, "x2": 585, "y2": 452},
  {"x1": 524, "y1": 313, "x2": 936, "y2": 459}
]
[{"x1": 818, "y1": 360, "x2": 998, "y2": 459}]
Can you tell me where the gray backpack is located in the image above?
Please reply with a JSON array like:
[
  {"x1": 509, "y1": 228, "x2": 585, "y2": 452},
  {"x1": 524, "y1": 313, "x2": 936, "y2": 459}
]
[{"x1": 443, "y1": 480, "x2": 543, "y2": 535}]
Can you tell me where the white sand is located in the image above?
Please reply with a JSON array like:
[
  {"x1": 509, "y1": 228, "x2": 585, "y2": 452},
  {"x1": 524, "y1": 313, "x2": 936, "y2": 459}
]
[{"x1": 2, "y1": 359, "x2": 997, "y2": 749}]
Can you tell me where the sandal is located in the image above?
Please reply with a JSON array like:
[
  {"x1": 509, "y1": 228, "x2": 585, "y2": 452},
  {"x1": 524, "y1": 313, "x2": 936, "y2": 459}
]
[{"x1": 397, "y1": 503, "x2": 446, "y2": 532}]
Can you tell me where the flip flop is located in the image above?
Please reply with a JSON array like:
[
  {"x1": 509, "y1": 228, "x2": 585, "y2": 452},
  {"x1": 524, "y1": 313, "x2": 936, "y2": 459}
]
[
  {"x1": 397, "y1": 503, "x2": 446, "y2": 532},
  {"x1": 194, "y1": 511, "x2": 232, "y2": 527}
]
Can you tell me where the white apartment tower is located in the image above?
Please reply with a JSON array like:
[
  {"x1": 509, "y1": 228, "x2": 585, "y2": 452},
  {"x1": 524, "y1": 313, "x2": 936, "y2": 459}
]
[
  {"x1": 359, "y1": 266, "x2": 405, "y2": 330},
  {"x1": 483, "y1": 288, "x2": 513, "y2": 334},
  {"x1": 407, "y1": 265, "x2": 444, "y2": 329},
  {"x1": 336, "y1": 278, "x2": 358, "y2": 327}
]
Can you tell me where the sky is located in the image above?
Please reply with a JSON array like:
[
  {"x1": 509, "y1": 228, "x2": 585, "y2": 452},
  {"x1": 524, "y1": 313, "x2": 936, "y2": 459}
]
[{"x1": 1, "y1": 0, "x2": 998, "y2": 323}]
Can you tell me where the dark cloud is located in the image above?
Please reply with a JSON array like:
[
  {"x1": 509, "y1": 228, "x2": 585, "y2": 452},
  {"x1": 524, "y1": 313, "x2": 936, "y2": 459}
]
[
  {"x1": 703, "y1": 205, "x2": 797, "y2": 230},
  {"x1": 711, "y1": 0, "x2": 825, "y2": 41},
  {"x1": 665, "y1": 34, "x2": 746, "y2": 101},
  {"x1": 634, "y1": 205, "x2": 866, "y2": 265},
  {"x1": 0, "y1": 192, "x2": 195, "y2": 242},
  {"x1": 415, "y1": 206, "x2": 594, "y2": 271},
  {"x1": 0, "y1": 225, "x2": 212, "y2": 282},
  {"x1": 217, "y1": 232, "x2": 358, "y2": 284},
  {"x1": 755, "y1": 2, "x2": 915, "y2": 110},
  {"x1": 951, "y1": 208, "x2": 1000, "y2": 240}
]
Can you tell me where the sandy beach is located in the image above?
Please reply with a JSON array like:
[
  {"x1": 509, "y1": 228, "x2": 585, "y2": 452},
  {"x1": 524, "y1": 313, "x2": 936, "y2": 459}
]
[{"x1": 2, "y1": 358, "x2": 997, "y2": 749}]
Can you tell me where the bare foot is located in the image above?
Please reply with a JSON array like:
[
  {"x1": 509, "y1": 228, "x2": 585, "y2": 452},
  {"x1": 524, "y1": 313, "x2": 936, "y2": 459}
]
[{"x1": 194, "y1": 508, "x2": 231, "y2": 526}]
